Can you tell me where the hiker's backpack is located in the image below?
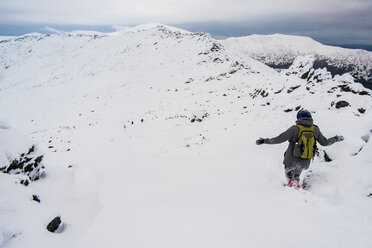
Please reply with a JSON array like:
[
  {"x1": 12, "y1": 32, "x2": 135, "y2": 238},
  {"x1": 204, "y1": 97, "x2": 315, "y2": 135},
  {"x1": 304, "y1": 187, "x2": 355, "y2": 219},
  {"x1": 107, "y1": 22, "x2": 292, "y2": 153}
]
[{"x1": 293, "y1": 125, "x2": 317, "y2": 159}]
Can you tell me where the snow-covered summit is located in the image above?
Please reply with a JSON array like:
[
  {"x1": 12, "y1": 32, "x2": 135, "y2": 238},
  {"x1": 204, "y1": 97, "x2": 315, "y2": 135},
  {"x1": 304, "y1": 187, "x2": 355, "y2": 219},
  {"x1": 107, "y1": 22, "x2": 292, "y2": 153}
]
[
  {"x1": 221, "y1": 34, "x2": 372, "y2": 88},
  {"x1": 227, "y1": 33, "x2": 324, "y2": 52},
  {"x1": 114, "y1": 23, "x2": 192, "y2": 35}
]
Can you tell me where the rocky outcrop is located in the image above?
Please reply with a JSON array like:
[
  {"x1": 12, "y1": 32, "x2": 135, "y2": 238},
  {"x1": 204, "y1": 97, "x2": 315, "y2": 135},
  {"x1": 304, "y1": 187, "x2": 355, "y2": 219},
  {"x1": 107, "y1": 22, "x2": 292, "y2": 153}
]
[
  {"x1": 0, "y1": 121, "x2": 45, "y2": 184},
  {"x1": 0, "y1": 145, "x2": 45, "y2": 183}
]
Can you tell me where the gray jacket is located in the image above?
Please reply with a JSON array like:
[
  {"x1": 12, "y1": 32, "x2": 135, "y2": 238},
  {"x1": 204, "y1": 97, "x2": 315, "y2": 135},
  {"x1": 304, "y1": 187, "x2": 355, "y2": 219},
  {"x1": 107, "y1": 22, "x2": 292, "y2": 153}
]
[{"x1": 264, "y1": 117, "x2": 338, "y2": 169}]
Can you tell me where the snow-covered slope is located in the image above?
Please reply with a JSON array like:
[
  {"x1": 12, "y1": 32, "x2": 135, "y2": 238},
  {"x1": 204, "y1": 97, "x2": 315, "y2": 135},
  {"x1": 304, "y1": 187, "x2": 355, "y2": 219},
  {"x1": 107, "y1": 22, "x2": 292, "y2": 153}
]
[
  {"x1": 221, "y1": 34, "x2": 372, "y2": 88},
  {"x1": 1, "y1": 24, "x2": 372, "y2": 248}
]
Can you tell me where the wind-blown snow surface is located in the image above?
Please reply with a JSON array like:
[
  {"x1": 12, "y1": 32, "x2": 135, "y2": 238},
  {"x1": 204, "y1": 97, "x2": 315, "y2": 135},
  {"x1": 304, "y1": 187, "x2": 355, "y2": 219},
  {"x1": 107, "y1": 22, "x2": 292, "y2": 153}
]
[{"x1": 1, "y1": 24, "x2": 372, "y2": 248}]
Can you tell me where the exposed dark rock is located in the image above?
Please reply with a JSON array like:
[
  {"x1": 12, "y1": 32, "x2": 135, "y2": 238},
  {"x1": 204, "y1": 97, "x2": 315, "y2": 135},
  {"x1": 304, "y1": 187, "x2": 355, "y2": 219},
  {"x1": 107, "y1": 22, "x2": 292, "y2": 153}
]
[
  {"x1": 359, "y1": 90, "x2": 370, "y2": 96},
  {"x1": 306, "y1": 70, "x2": 315, "y2": 81},
  {"x1": 352, "y1": 146, "x2": 363, "y2": 156},
  {"x1": 327, "y1": 86, "x2": 338, "y2": 93},
  {"x1": 185, "y1": 78, "x2": 194, "y2": 84},
  {"x1": 339, "y1": 84, "x2": 353, "y2": 93},
  {"x1": 23, "y1": 157, "x2": 32, "y2": 163},
  {"x1": 7, "y1": 159, "x2": 22, "y2": 172},
  {"x1": 250, "y1": 89, "x2": 269, "y2": 98},
  {"x1": 274, "y1": 87, "x2": 284, "y2": 94},
  {"x1": 47, "y1": 216, "x2": 62, "y2": 233},
  {"x1": 20, "y1": 179, "x2": 29, "y2": 186},
  {"x1": 210, "y1": 43, "x2": 221, "y2": 52},
  {"x1": 33, "y1": 195, "x2": 41, "y2": 203},
  {"x1": 190, "y1": 112, "x2": 209, "y2": 123},
  {"x1": 205, "y1": 76, "x2": 214, "y2": 82},
  {"x1": 301, "y1": 70, "x2": 310, "y2": 79},
  {"x1": 338, "y1": 85, "x2": 371, "y2": 96},
  {"x1": 35, "y1": 156, "x2": 43, "y2": 164},
  {"x1": 2, "y1": 145, "x2": 45, "y2": 181},
  {"x1": 295, "y1": 106, "x2": 301, "y2": 111},
  {"x1": 27, "y1": 145, "x2": 35, "y2": 155},
  {"x1": 358, "y1": 108, "x2": 366, "y2": 114},
  {"x1": 284, "y1": 109, "x2": 293, "y2": 112},
  {"x1": 335, "y1": 101, "x2": 350, "y2": 109},
  {"x1": 24, "y1": 163, "x2": 34, "y2": 172},
  {"x1": 287, "y1": 85, "x2": 301, "y2": 93}
]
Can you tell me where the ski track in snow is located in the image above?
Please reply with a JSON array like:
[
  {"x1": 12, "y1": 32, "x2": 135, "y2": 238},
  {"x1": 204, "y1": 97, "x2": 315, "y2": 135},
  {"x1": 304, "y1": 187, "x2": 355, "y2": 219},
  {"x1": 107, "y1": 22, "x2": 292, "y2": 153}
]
[{"x1": 1, "y1": 24, "x2": 372, "y2": 248}]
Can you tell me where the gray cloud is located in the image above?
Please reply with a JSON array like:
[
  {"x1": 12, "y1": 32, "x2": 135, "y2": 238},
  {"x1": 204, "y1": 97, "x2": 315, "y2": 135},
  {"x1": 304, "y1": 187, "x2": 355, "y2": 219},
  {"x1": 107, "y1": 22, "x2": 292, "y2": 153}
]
[
  {"x1": 0, "y1": 0, "x2": 371, "y2": 45},
  {"x1": 1, "y1": 0, "x2": 371, "y2": 24}
]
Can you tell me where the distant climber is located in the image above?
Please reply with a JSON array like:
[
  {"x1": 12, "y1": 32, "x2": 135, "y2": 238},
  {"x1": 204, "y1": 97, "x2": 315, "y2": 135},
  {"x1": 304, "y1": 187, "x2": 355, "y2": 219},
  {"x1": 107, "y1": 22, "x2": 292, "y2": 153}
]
[{"x1": 256, "y1": 109, "x2": 344, "y2": 189}]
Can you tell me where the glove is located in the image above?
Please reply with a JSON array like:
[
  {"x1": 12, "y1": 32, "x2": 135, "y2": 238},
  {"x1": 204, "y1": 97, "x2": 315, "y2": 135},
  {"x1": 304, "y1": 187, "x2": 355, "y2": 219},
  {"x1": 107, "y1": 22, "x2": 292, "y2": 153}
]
[
  {"x1": 256, "y1": 138, "x2": 265, "y2": 145},
  {"x1": 334, "y1": 135, "x2": 344, "y2": 142}
]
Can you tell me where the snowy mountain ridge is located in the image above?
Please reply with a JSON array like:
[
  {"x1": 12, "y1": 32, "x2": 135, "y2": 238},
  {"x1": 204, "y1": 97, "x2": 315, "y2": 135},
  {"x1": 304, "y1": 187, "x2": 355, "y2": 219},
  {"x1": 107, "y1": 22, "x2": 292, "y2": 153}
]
[
  {"x1": 0, "y1": 24, "x2": 372, "y2": 248},
  {"x1": 221, "y1": 34, "x2": 372, "y2": 88}
]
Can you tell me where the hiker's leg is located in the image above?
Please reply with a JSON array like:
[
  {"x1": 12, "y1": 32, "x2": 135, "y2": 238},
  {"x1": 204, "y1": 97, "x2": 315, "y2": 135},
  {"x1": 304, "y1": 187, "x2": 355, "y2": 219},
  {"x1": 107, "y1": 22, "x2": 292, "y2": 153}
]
[
  {"x1": 285, "y1": 166, "x2": 296, "y2": 180},
  {"x1": 293, "y1": 167, "x2": 302, "y2": 181},
  {"x1": 297, "y1": 160, "x2": 311, "y2": 180}
]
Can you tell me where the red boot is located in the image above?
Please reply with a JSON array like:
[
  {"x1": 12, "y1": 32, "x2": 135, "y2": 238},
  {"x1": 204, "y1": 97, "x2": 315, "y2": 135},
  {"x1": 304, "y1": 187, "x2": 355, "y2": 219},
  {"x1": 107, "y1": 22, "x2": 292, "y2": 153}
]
[{"x1": 288, "y1": 179, "x2": 300, "y2": 189}]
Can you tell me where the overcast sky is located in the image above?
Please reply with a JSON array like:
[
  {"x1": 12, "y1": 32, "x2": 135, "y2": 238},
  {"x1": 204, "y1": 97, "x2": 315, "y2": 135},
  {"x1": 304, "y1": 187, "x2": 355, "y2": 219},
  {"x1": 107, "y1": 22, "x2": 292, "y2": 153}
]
[{"x1": 0, "y1": 0, "x2": 371, "y2": 46}]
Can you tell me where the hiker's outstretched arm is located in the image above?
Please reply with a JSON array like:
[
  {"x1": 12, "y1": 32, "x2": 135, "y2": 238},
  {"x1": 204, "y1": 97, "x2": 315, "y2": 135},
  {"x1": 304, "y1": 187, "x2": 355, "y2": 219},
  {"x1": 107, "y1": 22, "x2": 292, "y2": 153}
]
[
  {"x1": 264, "y1": 126, "x2": 296, "y2": 144},
  {"x1": 315, "y1": 126, "x2": 340, "y2": 146}
]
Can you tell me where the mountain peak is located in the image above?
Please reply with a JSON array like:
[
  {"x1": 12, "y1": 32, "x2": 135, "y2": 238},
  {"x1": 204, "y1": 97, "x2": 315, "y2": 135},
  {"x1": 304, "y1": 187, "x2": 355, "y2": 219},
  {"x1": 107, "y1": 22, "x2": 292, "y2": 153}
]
[
  {"x1": 114, "y1": 23, "x2": 191, "y2": 35},
  {"x1": 221, "y1": 34, "x2": 372, "y2": 88}
]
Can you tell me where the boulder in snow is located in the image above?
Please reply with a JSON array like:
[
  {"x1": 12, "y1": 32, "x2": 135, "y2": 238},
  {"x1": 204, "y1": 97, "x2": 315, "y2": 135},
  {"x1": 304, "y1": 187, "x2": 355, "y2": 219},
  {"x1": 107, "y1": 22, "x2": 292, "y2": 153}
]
[
  {"x1": 46, "y1": 216, "x2": 63, "y2": 233},
  {"x1": 335, "y1": 101, "x2": 350, "y2": 109},
  {"x1": 32, "y1": 194, "x2": 41, "y2": 203}
]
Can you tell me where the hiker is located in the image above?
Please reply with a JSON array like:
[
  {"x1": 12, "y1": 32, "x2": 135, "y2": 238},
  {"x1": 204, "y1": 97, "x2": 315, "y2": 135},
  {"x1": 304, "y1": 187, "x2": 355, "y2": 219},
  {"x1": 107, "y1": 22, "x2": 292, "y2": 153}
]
[{"x1": 256, "y1": 109, "x2": 344, "y2": 188}]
